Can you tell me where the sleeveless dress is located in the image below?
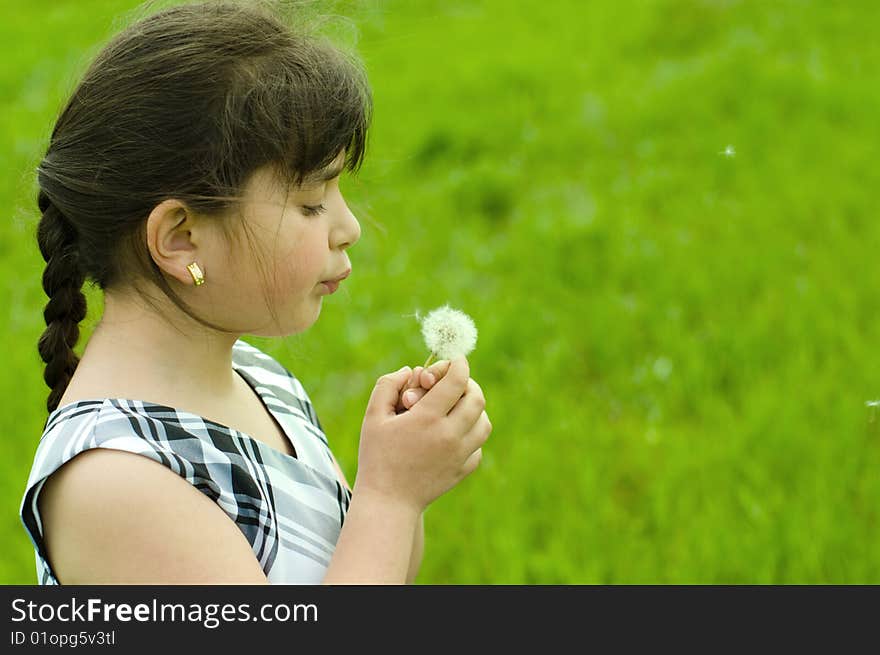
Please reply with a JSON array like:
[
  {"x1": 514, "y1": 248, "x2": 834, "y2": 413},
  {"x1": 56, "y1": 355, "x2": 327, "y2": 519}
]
[{"x1": 19, "y1": 338, "x2": 352, "y2": 584}]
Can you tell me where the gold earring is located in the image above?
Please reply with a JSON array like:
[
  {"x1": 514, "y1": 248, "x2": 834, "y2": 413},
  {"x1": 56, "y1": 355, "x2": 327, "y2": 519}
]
[{"x1": 186, "y1": 261, "x2": 205, "y2": 286}]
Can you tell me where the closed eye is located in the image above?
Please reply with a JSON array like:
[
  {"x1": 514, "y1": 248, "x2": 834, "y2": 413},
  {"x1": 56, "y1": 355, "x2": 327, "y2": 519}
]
[{"x1": 301, "y1": 204, "x2": 327, "y2": 217}]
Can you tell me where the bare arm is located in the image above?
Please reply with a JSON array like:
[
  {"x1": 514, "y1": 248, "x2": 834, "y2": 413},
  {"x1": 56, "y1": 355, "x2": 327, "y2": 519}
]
[
  {"x1": 321, "y1": 360, "x2": 471, "y2": 585},
  {"x1": 321, "y1": 487, "x2": 419, "y2": 584},
  {"x1": 38, "y1": 358, "x2": 483, "y2": 585},
  {"x1": 39, "y1": 449, "x2": 269, "y2": 584},
  {"x1": 328, "y1": 453, "x2": 424, "y2": 584},
  {"x1": 407, "y1": 512, "x2": 425, "y2": 584},
  {"x1": 324, "y1": 454, "x2": 418, "y2": 583},
  {"x1": 41, "y1": 448, "x2": 424, "y2": 585}
]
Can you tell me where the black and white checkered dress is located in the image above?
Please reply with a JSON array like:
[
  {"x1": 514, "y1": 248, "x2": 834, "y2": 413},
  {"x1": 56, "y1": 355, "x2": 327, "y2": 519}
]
[{"x1": 19, "y1": 338, "x2": 352, "y2": 584}]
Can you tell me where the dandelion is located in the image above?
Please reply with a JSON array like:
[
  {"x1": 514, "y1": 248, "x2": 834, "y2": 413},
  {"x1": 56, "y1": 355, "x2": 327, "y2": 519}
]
[{"x1": 418, "y1": 305, "x2": 478, "y2": 366}]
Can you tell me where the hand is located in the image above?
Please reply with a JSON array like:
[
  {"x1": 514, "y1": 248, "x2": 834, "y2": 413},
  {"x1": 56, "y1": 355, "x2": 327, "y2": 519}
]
[
  {"x1": 395, "y1": 360, "x2": 452, "y2": 413},
  {"x1": 356, "y1": 357, "x2": 492, "y2": 513}
]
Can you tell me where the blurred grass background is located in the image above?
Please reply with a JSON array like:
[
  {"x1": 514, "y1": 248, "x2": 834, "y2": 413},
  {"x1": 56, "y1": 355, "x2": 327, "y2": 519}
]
[{"x1": 3, "y1": 0, "x2": 880, "y2": 583}]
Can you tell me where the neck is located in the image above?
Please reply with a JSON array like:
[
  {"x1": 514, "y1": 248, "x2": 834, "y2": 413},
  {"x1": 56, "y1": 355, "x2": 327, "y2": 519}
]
[{"x1": 81, "y1": 289, "x2": 242, "y2": 400}]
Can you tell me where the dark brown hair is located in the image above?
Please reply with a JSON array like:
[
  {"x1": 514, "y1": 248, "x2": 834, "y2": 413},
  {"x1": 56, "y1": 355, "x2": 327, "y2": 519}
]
[{"x1": 36, "y1": 0, "x2": 372, "y2": 413}]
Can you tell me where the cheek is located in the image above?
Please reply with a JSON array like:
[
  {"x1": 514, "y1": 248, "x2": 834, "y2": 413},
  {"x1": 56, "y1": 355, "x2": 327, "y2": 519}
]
[{"x1": 274, "y1": 231, "x2": 326, "y2": 294}]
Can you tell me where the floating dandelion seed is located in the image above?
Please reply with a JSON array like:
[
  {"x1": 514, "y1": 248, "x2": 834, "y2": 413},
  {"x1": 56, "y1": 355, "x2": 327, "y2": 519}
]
[
  {"x1": 720, "y1": 144, "x2": 736, "y2": 158},
  {"x1": 867, "y1": 400, "x2": 880, "y2": 422},
  {"x1": 419, "y1": 305, "x2": 478, "y2": 366}
]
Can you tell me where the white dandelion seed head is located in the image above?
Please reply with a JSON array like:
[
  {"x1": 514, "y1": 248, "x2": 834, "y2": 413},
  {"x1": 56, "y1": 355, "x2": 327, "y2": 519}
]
[{"x1": 420, "y1": 305, "x2": 478, "y2": 360}]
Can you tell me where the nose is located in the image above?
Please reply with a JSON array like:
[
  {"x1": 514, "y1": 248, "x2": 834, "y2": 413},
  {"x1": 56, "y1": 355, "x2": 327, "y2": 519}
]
[{"x1": 331, "y1": 196, "x2": 361, "y2": 251}]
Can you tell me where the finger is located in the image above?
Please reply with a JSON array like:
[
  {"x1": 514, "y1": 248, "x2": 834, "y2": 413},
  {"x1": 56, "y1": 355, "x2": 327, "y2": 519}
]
[
  {"x1": 402, "y1": 387, "x2": 426, "y2": 410},
  {"x1": 448, "y1": 378, "x2": 486, "y2": 430},
  {"x1": 415, "y1": 357, "x2": 470, "y2": 416},
  {"x1": 461, "y1": 447, "x2": 483, "y2": 478},
  {"x1": 395, "y1": 366, "x2": 425, "y2": 413},
  {"x1": 395, "y1": 389, "x2": 418, "y2": 414},
  {"x1": 366, "y1": 366, "x2": 413, "y2": 419},
  {"x1": 407, "y1": 366, "x2": 424, "y2": 391},
  {"x1": 461, "y1": 410, "x2": 492, "y2": 455},
  {"x1": 420, "y1": 360, "x2": 451, "y2": 389}
]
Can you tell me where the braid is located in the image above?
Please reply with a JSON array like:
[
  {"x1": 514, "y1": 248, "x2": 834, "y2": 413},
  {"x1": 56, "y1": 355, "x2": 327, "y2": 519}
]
[{"x1": 36, "y1": 190, "x2": 87, "y2": 414}]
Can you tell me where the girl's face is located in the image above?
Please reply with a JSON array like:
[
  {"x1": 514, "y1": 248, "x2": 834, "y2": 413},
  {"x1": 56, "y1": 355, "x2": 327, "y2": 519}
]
[{"x1": 222, "y1": 151, "x2": 361, "y2": 336}]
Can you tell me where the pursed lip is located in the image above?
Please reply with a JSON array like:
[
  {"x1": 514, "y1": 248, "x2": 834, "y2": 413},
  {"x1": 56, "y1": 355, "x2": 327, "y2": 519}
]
[{"x1": 322, "y1": 268, "x2": 351, "y2": 284}]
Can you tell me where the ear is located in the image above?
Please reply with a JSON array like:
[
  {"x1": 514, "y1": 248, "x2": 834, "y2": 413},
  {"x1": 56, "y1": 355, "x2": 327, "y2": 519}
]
[{"x1": 145, "y1": 199, "x2": 202, "y2": 285}]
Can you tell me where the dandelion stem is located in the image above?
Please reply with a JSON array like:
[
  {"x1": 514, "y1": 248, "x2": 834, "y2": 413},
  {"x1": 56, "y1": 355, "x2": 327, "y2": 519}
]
[{"x1": 424, "y1": 352, "x2": 436, "y2": 368}]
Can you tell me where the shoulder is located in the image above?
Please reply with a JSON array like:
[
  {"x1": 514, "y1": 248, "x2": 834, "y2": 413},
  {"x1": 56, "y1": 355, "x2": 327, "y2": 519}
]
[
  {"x1": 233, "y1": 338, "x2": 310, "y2": 393},
  {"x1": 38, "y1": 448, "x2": 267, "y2": 584},
  {"x1": 233, "y1": 338, "x2": 293, "y2": 378},
  {"x1": 233, "y1": 338, "x2": 323, "y2": 427}
]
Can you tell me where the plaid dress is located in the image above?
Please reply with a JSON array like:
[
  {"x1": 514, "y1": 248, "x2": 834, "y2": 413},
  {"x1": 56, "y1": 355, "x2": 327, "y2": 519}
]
[{"x1": 19, "y1": 338, "x2": 352, "y2": 584}]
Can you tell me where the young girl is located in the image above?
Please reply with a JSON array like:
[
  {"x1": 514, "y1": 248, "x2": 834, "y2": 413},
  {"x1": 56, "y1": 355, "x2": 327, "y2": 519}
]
[{"x1": 19, "y1": 1, "x2": 491, "y2": 584}]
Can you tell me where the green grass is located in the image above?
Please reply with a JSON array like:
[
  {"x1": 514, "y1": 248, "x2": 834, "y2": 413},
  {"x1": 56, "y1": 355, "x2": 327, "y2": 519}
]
[{"x1": 2, "y1": 0, "x2": 879, "y2": 584}]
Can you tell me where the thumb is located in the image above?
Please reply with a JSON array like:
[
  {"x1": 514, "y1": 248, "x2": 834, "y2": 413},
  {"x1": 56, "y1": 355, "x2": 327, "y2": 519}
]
[{"x1": 366, "y1": 366, "x2": 412, "y2": 419}]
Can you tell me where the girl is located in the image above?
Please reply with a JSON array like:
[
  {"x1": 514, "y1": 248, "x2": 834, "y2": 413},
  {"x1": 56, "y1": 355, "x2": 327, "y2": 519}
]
[{"x1": 19, "y1": 1, "x2": 491, "y2": 584}]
